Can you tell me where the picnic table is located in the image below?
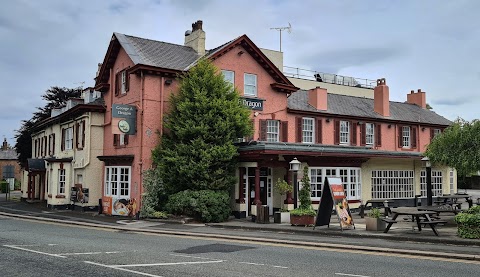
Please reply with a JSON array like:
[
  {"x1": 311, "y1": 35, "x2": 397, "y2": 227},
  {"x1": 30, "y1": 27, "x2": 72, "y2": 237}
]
[
  {"x1": 383, "y1": 207, "x2": 445, "y2": 236},
  {"x1": 359, "y1": 199, "x2": 393, "y2": 218},
  {"x1": 437, "y1": 194, "x2": 473, "y2": 209},
  {"x1": 417, "y1": 205, "x2": 459, "y2": 215}
]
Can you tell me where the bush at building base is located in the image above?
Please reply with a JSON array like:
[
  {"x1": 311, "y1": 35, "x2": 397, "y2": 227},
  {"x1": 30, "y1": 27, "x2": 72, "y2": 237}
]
[
  {"x1": 455, "y1": 206, "x2": 480, "y2": 239},
  {"x1": 165, "y1": 190, "x2": 231, "y2": 223}
]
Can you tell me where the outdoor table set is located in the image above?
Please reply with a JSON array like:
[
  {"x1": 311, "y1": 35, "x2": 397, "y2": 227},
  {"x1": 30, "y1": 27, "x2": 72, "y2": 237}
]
[{"x1": 383, "y1": 207, "x2": 446, "y2": 236}]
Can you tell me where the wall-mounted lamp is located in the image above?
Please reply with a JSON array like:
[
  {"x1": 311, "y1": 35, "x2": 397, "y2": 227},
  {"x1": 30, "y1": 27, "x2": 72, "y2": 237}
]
[
  {"x1": 254, "y1": 111, "x2": 259, "y2": 117},
  {"x1": 357, "y1": 121, "x2": 364, "y2": 125},
  {"x1": 387, "y1": 124, "x2": 392, "y2": 129},
  {"x1": 326, "y1": 118, "x2": 331, "y2": 123},
  {"x1": 421, "y1": 127, "x2": 426, "y2": 131},
  {"x1": 165, "y1": 79, "x2": 173, "y2": 85},
  {"x1": 237, "y1": 50, "x2": 244, "y2": 56}
]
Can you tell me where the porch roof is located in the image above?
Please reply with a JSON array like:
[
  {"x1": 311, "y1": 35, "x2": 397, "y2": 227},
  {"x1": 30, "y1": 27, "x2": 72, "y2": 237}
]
[{"x1": 237, "y1": 141, "x2": 423, "y2": 159}]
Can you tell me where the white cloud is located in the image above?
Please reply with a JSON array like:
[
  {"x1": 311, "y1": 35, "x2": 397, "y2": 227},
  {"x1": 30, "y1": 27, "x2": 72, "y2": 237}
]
[{"x1": 1, "y1": 0, "x2": 478, "y2": 146}]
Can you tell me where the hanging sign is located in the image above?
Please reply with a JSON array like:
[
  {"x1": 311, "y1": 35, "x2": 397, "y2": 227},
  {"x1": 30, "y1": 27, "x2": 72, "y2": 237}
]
[{"x1": 112, "y1": 104, "x2": 136, "y2": 135}]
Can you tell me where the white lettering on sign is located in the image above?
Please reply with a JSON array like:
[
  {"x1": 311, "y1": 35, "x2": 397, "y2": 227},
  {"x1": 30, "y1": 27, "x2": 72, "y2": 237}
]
[
  {"x1": 115, "y1": 105, "x2": 133, "y2": 116},
  {"x1": 239, "y1": 98, "x2": 263, "y2": 110}
]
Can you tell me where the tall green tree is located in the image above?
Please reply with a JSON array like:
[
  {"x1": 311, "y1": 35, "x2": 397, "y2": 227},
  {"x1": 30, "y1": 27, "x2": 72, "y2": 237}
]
[
  {"x1": 153, "y1": 59, "x2": 252, "y2": 194},
  {"x1": 424, "y1": 118, "x2": 480, "y2": 176},
  {"x1": 15, "y1": 86, "x2": 82, "y2": 168}
]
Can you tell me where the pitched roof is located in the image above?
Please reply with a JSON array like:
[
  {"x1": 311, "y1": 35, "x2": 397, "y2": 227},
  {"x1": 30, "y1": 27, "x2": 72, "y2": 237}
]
[
  {"x1": 98, "y1": 33, "x2": 297, "y2": 93},
  {"x1": 0, "y1": 149, "x2": 18, "y2": 160},
  {"x1": 288, "y1": 90, "x2": 452, "y2": 125},
  {"x1": 115, "y1": 33, "x2": 201, "y2": 70}
]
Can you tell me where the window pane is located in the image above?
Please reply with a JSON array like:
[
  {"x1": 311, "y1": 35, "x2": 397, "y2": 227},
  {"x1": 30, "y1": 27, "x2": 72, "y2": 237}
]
[
  {"x1": 266, "y1": 120, "x2": 279, "y2": 142},
  {"x1": 244, "y1": 73, "x2": 257, "y2": 96},
  {"x1": 222, "y1": 70, "x2": 234, "y2": 85},
  {"x1": 302, "y1": 118, "x2": 314, "y2": 143}
]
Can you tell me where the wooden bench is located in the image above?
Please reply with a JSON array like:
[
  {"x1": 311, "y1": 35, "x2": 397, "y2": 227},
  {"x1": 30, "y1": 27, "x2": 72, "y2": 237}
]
[
  {"x1": 381, "y1": 218, "x2": 398, "y2": 233},
  {"x1": 420, "y1": 220, "x2": 446, "y2": 236},
  {"x1": 381, "y1": 218, "x2": 398, "y2": 224}
]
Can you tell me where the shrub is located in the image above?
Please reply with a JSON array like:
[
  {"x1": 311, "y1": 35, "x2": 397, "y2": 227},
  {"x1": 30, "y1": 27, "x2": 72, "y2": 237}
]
[
  {"x1": 367, "y1": 208, "x2": 382, "y2": 218},
  {"x1": 0, "y1": 181, "x2": 8, "y2": 193},
  {"x1": 141, "y1": 168, "x2": 168, "y2": 218},
  {"x1": 165, "y1": 190, "x2": 231, "y2": 223},
  {"x1": 290, "y1": 208, "x2": 316, "y2": 217},
  {"x1": 455, "y1": 206, "x2": 480, "y2": 239},
  {"x1": 274, "y1": 178, "x2": 292, "y2": 212}
]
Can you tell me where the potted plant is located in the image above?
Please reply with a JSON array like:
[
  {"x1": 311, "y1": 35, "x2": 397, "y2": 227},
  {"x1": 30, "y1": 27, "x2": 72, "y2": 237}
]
[
  {"x1": 365, "y1": 207, "x2": 386, "y2": 231},
  {"x1": 290, "y1": 166, "x2": 316, "y2": 226},
  {"x1": 273, "y1": 178, "x2": 293, "y2": 223}
]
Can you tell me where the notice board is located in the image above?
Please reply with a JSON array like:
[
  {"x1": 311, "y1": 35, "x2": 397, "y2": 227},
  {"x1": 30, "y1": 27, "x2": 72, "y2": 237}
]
[{"x1": 314, "y1": 177, "x2": 355, "y2": 230}]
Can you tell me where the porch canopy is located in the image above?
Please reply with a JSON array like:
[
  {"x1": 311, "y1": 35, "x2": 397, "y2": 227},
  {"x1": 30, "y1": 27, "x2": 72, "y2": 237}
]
[
  {"x1": 27, "y1": 159, "x2": 46, "y2": 172},
  {"x1": 237, "y1": 141, "x2": 423, "y2": 163}
]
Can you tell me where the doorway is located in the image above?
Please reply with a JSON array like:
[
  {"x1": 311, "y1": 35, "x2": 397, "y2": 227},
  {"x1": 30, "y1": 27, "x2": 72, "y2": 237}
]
[{"x1": 246, "y1": 167, "x2": 272, "y2": 216}]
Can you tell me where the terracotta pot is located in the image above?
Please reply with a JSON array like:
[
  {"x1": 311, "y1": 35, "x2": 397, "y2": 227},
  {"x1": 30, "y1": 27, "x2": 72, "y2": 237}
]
[{"x1": 290, "y1": 215, "x2": 315, "y2": 226}]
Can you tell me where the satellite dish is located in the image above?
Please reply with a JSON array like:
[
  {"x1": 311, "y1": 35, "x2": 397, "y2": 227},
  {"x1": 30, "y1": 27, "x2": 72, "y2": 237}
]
[
  {"x1": 287, "y1": 22, "x2": 292, "y2": 34},
  {"x1": 185, "y1": 30, "x2": 192, "y2": 36}
]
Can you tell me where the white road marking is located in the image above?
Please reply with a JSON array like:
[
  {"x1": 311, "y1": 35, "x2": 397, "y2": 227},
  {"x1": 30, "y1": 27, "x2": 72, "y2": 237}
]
[
  {"x1": 238, "y1": 262, "x2": 265, "y2": 266},
  {"x1": 47, "y1": 244, "x2": 58, "y2": 246},
  {"x1": 111, "y1": 260, "x2": 224, "y2": 268},
  {"x1": 85, "y1": 261, "x2": 164, "y2": 277},
  {"x1": 4, "y1": 245, "x2": 66, "y2": 258},
  {"x1": 57, "y1": 251, "x2": 121, "y2": 256},
  {"x1": 335, "y1": 273, "x2": 371, "y2": 277},
  {"x1": 272, "y1": 265, "x2": 289, "y2": 269}
]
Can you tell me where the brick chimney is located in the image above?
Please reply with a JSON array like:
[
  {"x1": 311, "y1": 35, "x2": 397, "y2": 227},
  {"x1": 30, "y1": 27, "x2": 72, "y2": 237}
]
[
  {"x1": 184, "y1": 20, "x2": 206, "y2": 55},
  {"x1": 374, "y1": 78, "x2": 390, "y2": 116},
  {"x1": 407, "y1": 89, "x2": 426, "y2": 109},
  {"x1": 2, "y1": 138, "x2": 7, "y2": 150},
  {"x1": 308, "y1": 87, "x2": 328, "y2": 111}
]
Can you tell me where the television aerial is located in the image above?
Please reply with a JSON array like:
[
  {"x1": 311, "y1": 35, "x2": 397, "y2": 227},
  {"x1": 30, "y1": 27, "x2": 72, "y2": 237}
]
[{"x1": 270, "y1": 22, "x2": 292, "y2": 52}]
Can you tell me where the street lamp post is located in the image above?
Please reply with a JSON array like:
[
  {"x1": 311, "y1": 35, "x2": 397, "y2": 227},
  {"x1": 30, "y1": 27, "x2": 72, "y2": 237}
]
[
  {"x1": 422, "y1": 157, "x2": 433, "y2": 206},
  {"x1": 289, "y1": 157, "x2": 301, "y2": 209}
]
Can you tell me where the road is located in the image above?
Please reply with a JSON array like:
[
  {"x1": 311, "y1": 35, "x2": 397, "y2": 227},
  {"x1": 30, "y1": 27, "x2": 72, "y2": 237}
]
[{"x1": 1, "y1": 215, "x2": 479, "y2": 277}]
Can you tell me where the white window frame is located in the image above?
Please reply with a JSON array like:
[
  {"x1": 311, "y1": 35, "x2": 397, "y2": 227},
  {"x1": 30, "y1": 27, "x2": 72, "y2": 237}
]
[
  {"x1": 366, "y1": 123, "x2": 374, "y2": 145},
  {"x1": 309, "y1": 167, "x2": 361, "y2": 201},
  {"x1": 433, "y1": 129, "x2": 441, "y2": 137},
  {"x1": 302, "y1": 117, "x2": 315, "y2": 143},
  {"x1": 340, "y1": 120, "x2": 350, "y2": 144},
  {"x1": 222, "y1": 70, "x2": 235, "y2": 86},
  {"x1": 420, "y1": 170, "x2": 443, "y2": 197},
  {"x1": 266, "y1": 120, "x2": 279, "y2": 142},
  {"x1": 402, "y1": 126, "x2": 411, "y2": 148},
  {"x1": 371, "y1": 170, "x2": 415, "y2": 199},
  {"x1": 58, "y1": 169, "x2": 66, "y2": 194},
  {"x1": 449, "y1": 168, "x2": 455, "y2": 195},
  {"x1": 244, "y1": 73, "x2": 257, "y2": 97},
  {"x1": 119, "y1": 134, "x2": 127, "y2": 146},
  {"x1": 121, "y1": 70, "x2": 127, "y2": 94},
  {"x1": 104, "y1": 166, "x2": 131, "y2": 198},
  {"x1": 65, "y1": 127, "x2": 73, "y2": 150}
]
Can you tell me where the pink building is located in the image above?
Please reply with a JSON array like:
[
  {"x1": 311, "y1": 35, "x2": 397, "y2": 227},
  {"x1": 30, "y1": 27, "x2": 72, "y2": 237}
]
[{"x1": 94, "y1": 20, "x2": 453, "y2": 218}]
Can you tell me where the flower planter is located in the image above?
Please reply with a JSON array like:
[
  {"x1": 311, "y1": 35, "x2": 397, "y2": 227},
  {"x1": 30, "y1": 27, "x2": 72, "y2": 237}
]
[
  {"x1": 274, "y1": 212, "x2": 290, "y2": 223},
  {"x1": 365, "y1": 217, "x2": 386, "y2": 231},
  {"x1": 290, "y1": 215, "x2": 315, "y2": 226}
]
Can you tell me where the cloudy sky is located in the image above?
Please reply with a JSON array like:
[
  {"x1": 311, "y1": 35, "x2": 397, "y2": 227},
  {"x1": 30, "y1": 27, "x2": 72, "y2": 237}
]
[{"x1": 1, "y1": 0, "x2": 479, "y2": 146}]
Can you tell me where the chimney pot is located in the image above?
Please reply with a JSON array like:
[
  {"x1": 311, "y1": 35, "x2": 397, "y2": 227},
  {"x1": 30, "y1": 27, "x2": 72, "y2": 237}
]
[
  {"x1": 417, "y1": 89, "x2": 421, "y2": 93},
  {"x1": 410, "y1": 90, "x2": 414, "y2": 94}
]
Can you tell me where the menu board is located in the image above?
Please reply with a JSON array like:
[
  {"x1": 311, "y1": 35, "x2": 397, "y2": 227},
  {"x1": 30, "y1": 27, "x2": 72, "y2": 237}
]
[{"x1": 314, "y1": 177, "x2": 355, "y2": 231}]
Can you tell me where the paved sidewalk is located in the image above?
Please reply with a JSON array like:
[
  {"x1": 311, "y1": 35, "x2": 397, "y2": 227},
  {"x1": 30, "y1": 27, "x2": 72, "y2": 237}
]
[{"x1": 1, "y1": 190, "x2": 479, "y2": 260}]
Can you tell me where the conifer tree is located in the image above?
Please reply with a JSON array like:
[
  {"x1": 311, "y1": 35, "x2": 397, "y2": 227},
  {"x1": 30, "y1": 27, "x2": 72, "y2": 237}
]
[{"x1": 153, "y1": 59, "x2": 252, "y2": 194}]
